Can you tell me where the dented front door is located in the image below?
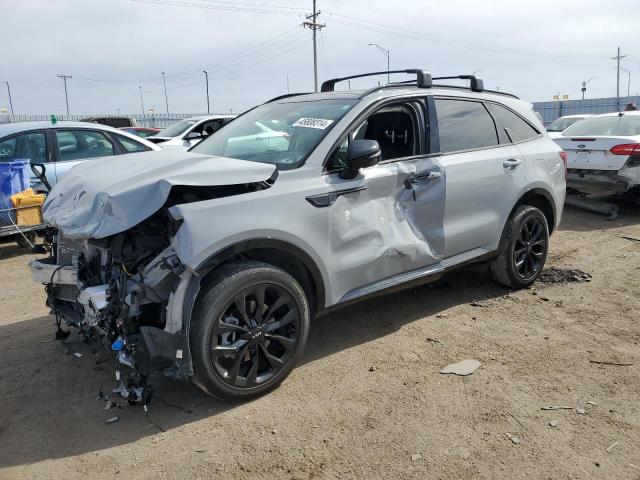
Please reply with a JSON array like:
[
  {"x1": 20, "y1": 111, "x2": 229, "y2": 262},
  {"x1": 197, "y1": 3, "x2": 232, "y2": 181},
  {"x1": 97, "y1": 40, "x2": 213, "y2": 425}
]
[{"x1": 324, "y1": 157, "x2": 446, "y2": 303}]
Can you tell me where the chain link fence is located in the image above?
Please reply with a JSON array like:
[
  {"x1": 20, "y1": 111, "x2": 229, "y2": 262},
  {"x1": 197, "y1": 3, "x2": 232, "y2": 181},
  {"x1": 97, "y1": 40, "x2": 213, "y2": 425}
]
[{"x1": 0, "y1": 113, "x2": 223, "y2": 129}]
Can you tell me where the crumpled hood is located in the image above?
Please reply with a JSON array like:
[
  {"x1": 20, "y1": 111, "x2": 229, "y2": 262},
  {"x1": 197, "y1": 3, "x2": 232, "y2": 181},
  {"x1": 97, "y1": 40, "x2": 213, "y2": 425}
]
[{"x1": 43, "y1": 150, "x2": 276, "y2": 239}]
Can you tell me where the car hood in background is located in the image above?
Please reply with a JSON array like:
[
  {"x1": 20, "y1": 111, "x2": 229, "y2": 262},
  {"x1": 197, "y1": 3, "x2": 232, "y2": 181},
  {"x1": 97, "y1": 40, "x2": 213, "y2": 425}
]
[{"x1": 43, "y1": 150, "x2": 277, "y2": 239}]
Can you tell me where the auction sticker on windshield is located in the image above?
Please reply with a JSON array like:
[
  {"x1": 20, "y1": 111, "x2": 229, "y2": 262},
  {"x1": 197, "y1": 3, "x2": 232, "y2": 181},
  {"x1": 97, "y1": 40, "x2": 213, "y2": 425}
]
[{"x1": 292, "y1": 118, "x2": 334, "y2": 129}]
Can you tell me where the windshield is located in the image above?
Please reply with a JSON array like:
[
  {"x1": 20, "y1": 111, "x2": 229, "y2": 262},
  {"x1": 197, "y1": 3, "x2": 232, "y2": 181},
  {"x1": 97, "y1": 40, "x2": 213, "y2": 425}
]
[
  {"x1": 191, "y1": 98, "x2": 358, "y2": 169},
  {"x1": 562, "y1": 114, "x2": 640, "y2": 137},
  {"x1": 547, "y1": 116, "x2": 586, "y2": 132},
  {"x1": 157, "y1": 119, "x2": 197, "y2": 138}
]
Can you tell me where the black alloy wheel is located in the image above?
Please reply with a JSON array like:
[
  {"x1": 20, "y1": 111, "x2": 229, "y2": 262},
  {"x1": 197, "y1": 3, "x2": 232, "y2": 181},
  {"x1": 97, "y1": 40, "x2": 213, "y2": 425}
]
[
  {"x1": 512, "y1": 216, "x2": 547, "y2": 281},
  {"x1": 211, "y1": 283, "x2": 301, "y2": 388}
]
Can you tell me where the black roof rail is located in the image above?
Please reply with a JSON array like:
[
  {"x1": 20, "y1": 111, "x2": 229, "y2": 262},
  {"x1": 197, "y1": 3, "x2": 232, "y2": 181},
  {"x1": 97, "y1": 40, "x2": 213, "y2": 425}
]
[
  {"x1": 432, "y1": 75, "x2": 484, "y2": 92},
  {"x1": 265, "y1": 92, "x2": 312, "y2": 103},
  {"x1": 321, "y1": 69, "x2": 432, "y2": 92}
]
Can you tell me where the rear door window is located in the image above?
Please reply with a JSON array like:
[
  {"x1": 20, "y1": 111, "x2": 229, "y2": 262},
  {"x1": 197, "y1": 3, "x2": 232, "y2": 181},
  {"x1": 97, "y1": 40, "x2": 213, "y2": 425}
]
[
  {"x1": 113, "y1": 134, "x2": 151, "y2": 153},
  {"x1": 485, "y1": 103, "x2": 540, "y2": 143},
  {"x1": 55, "y1": 130, "x2": 116, "y2": 161},
  {"x1": 435, "y1": 99, "x2": 499, "y2": 153},
  {"x1": 0, "y1": 131, "x2": 47, "y2": 163}
]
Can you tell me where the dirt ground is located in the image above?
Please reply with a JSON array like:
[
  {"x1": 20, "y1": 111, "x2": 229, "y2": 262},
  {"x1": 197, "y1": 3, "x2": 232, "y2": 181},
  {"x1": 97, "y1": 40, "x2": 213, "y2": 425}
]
[{"x1": 1, "y1": 204, "x2": 639, "y2": 480}]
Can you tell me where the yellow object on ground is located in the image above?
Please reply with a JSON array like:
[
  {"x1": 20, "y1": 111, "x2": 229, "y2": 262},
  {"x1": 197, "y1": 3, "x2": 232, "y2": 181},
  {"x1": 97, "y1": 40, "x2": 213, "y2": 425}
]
[{"x1": 10, "y1": 188, "x2": 45, "y2": 226}]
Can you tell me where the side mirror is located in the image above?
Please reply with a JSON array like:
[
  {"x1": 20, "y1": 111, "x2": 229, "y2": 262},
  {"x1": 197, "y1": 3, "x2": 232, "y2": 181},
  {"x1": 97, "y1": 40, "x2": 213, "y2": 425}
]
[
  {"x1": 184, "y1": 131, "x2": 202, "y2": 141},
  {"x1": 339, "y1": 139, "x2": 381, "y2": 179}
]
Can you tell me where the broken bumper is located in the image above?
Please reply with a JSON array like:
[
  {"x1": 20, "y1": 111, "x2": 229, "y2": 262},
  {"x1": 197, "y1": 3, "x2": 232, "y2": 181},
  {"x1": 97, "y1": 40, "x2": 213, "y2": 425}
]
[
  {"x1": 29, "y1": 248, "x2": 196, "y2": 378},
  {"x1": 567, "y1": 169, "x2": 632, "y2": 196}
]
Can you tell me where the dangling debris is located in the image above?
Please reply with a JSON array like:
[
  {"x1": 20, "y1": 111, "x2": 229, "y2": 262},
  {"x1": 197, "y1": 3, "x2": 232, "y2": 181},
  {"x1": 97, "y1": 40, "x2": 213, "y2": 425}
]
[{"x1": 440, "y1": 359, "x2": 482, "y2": 376}]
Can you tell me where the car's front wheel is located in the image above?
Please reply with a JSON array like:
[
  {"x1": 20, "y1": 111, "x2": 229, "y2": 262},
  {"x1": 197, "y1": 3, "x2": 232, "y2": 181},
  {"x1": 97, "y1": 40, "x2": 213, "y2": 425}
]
[
  {"x1": 190, "y1": 260, "x2": 310, "y2": 401},
  {"x1": 489, "y1": 205, "x2": 549, "y2": 288}
]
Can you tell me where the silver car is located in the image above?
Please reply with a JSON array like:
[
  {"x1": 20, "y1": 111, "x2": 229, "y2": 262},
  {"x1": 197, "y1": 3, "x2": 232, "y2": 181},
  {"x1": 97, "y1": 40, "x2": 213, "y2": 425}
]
[
  {"x1": 31, "y1": 70, "x2": 566, "y2": 401},
  {"x1": 0, "y1": 121, "x2": 160, "y2": 191}
]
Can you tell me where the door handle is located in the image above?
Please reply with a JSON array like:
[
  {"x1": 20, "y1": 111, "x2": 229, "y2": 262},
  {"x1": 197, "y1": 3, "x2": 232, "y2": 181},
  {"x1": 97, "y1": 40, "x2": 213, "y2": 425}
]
[
  {"x1": 503, "y1": 158, "x2": 522, "y2": 169},
  {"x1": 404, "y1": 171, "x2": 442, "y2": 189}
]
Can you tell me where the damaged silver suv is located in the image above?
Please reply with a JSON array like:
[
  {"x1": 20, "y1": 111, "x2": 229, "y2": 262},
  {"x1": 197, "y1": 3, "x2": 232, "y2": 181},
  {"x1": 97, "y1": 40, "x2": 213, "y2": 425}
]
[{"x1": 30, "y1": 70, "x2": 566, "y2": 401}]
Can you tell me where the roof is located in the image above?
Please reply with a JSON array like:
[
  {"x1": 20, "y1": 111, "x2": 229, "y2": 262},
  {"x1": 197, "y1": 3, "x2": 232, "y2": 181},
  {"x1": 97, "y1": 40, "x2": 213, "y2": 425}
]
[
  {"x1": 184, "y1": 114, "x2": 237, "y2": 121},
  {"x1": 0, "y1": 120, "x2": 129, "y2": 137},
  {"x1": 594, "y1": 110, "x2": 640, "y2": 117},
  {"x1": 557, "y1": 114, "x2": 594, "y2": 119},
  {"x1": 274, "y1": 85, "x2": 521, "y2": 105}
]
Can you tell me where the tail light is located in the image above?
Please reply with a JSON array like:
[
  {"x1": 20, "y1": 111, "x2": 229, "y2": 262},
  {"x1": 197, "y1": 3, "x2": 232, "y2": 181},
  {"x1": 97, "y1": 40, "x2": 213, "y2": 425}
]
[
  {"x1": 610, "y1": 143, "x2": 640, "y2": 156},
  {"x1": 559, "y1": 151, "x2": 568, "y2": 180}
]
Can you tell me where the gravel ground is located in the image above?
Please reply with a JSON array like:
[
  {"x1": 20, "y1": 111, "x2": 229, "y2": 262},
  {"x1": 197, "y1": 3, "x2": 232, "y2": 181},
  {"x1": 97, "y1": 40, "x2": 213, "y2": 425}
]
[{"x1": 0, "y1": 204, "x2": 639, "y2": 479}]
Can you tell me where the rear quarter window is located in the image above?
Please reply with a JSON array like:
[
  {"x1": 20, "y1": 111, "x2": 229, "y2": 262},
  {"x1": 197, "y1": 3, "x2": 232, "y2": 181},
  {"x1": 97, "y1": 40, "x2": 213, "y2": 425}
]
[{"x1": 486, "y1": 103, "x2": 540, "y2": 143}]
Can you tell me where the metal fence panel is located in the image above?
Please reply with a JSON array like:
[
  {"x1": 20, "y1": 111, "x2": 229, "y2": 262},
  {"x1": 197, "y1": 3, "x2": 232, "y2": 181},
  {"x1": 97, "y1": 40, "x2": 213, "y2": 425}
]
[
  {"x1": 0, "y1": 113, "x2": 222, "y2": 128},
  {"x1": 533, "y1": 96, "x2": 640, "y2": 123}
]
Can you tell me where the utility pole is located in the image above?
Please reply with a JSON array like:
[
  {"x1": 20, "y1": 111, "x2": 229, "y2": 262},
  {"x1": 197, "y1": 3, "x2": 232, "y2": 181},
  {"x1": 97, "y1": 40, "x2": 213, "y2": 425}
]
[
  {"x1": 2, "y1": 81, "x2": 13, "y2": 115},
  {"x1": 139, "y1": 86, "x2": 145, "y2": 116},
  {"x1": 161, "y1": 71, "x2": 169, "y2": 114},
  {"x1": 368, "y1": 43, "x2": 390, "y2": 83},
  {"x1": 303, "y1": 0, "x2": 325, "y2": 92},
  {"x1": 286, "y1": 74, "x2": 290, "y2": 94},
  {"x1": 613, "y1": 47, "x2": 627, "y2": 111},
  {"x1": 203, "y1": 70, "x2": 210, "y2": 114},
  {"x1": 57, "y1": 74, "x2": 72, "y2": 116}
]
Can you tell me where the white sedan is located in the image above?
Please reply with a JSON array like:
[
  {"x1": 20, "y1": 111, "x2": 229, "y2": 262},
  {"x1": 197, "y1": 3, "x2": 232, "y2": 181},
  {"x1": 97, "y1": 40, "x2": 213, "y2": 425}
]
[
  {"x1": 546, "y1": 114, "x2": 592, "y2": 139},
  {"x1": 553, "y1": 111, "x2": 640, "y2": 198},
  {"x1": 147, "y1": 115, "x2": 236, "y2": 151}
]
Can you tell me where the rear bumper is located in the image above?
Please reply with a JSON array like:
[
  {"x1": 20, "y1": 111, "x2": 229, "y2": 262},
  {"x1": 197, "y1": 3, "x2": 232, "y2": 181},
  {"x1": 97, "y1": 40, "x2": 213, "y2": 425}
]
[{"x1": 567, "y1": 169, "x2": 633, "y2": 196}]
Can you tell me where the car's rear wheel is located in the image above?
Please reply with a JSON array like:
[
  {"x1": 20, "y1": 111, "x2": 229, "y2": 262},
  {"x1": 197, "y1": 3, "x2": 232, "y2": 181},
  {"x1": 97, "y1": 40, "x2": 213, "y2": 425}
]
[
  {"x1": 190, "y1": 260, "x2": 310, "y2": 401},
  {"x1": 489, "y1": 205, "x2": 549, "y2": 288}
]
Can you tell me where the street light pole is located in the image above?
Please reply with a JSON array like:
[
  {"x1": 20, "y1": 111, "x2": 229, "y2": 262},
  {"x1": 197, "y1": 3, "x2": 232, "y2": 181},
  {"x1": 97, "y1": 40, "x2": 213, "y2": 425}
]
[
  {"x1": 2, "y1": 81, "x2": 13, "y2": 115},
  {"x1": 138, "y1": 86, "x2": 145, "y2": 116},
  {"x1": 203, "y1": 70, "x2": 210, "y2": 114},
  {"x1": 57, "y1": 74, "x2": 72, "y2": 116},
  {"x1": 368, "y1": 43, "x2": 390, "y2": 83},
  {"x1": 161, "y1": 71, "x2": 169, "y2": 114},
  {"x1": 620, "y1": 67, "x2": 631, "y2": 98}
]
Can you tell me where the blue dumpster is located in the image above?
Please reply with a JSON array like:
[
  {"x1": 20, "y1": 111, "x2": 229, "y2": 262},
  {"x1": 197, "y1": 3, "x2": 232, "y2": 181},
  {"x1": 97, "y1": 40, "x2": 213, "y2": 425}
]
[{"x1": 0, "y1": 160, "x2": 31, "y2": 223}]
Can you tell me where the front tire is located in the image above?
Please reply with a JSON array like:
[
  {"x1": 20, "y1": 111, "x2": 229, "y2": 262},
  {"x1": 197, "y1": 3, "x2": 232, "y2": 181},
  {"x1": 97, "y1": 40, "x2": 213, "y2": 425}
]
[
  {"x1": 490, "y1": 205, "x2": 549, "y2": 288},
  {"x1": 190, "y1": 260, "x2": 310, "y2": 401}
]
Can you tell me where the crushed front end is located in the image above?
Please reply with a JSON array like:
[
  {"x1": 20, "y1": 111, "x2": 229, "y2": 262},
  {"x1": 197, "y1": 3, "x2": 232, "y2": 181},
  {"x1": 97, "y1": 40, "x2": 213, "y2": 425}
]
[{"x1": 30, "y1": 212, "x2": 196, "y2": 401}]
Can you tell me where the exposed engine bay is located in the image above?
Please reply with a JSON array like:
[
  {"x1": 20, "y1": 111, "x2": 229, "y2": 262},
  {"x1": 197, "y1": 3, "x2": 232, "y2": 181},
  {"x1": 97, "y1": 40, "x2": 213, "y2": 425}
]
[{"x1": 30, "y1": 179, "x2": 275, "y2": 407}]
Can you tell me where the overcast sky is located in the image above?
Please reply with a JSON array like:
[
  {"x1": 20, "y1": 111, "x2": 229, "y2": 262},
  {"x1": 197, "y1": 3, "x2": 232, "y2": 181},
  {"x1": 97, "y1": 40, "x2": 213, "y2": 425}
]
[{"x1": 2, "y1": 0, "x2": 639, "y2": 116}]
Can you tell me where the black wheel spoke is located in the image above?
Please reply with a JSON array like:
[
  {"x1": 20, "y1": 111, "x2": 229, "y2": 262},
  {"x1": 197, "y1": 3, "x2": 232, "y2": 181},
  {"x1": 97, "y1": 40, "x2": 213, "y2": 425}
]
[
  {"x1": 265, "y1": 333, "x2": 296, "y2": 352},
  {"x1": 246, "y1": 348, "x2": 260, "y2": 385},
  {"x1": 259, "y1": 343, "x2": 286, "y2": 369},
  {"x1": 254, "y1": 285, "x2": 266, "y2": 323},
  {"x1": 234, "y1": 292, "x2": 249, "y2": 324},
  {"x1": 264, "y1": 295, "x2": 289, "y2": 321},
  {"x1": 218, "y1": 318, "x2": 249, "y2": 334},
  {"x1": 512, "y1": 214, "x2": 547, "y2": 281},
  {"x1": 212, "y1": 339, "x2": 248, "y2": 357},
  {"x1": 228, "y1": 344, "x2": 250, "y2": 383},
  {"x1": 266, "y1": 309, "x2": 296, "y2": 332}
]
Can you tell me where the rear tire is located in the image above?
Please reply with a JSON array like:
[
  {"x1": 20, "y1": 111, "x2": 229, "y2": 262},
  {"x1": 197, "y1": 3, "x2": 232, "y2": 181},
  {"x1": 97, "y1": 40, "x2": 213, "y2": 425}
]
[
  {"x1": 489, "y1": 205, "x2": 549, "y2": 288},
  {"x1": 190, "y1": 260, "x2": 310, "y2": 401}
]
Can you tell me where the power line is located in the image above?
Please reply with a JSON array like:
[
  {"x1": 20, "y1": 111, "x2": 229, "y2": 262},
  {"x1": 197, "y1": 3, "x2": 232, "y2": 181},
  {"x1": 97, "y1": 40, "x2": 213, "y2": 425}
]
[
  {"x1": 326, "y1": 12, "x2": 606, "y2": 59},
  {"x1": 131, "y1": 0, "x2": 306, "y2": 16}
]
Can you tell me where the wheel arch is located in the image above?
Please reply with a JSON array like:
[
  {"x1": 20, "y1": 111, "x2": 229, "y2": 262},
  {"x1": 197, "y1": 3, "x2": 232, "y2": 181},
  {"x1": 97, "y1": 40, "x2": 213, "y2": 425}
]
[
  {"x1": 512, "y1": 188, "x2": 557, "y2": 233},
  {"x1": 193, "y1": 238, "x2": 327, "y2": 316}
]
